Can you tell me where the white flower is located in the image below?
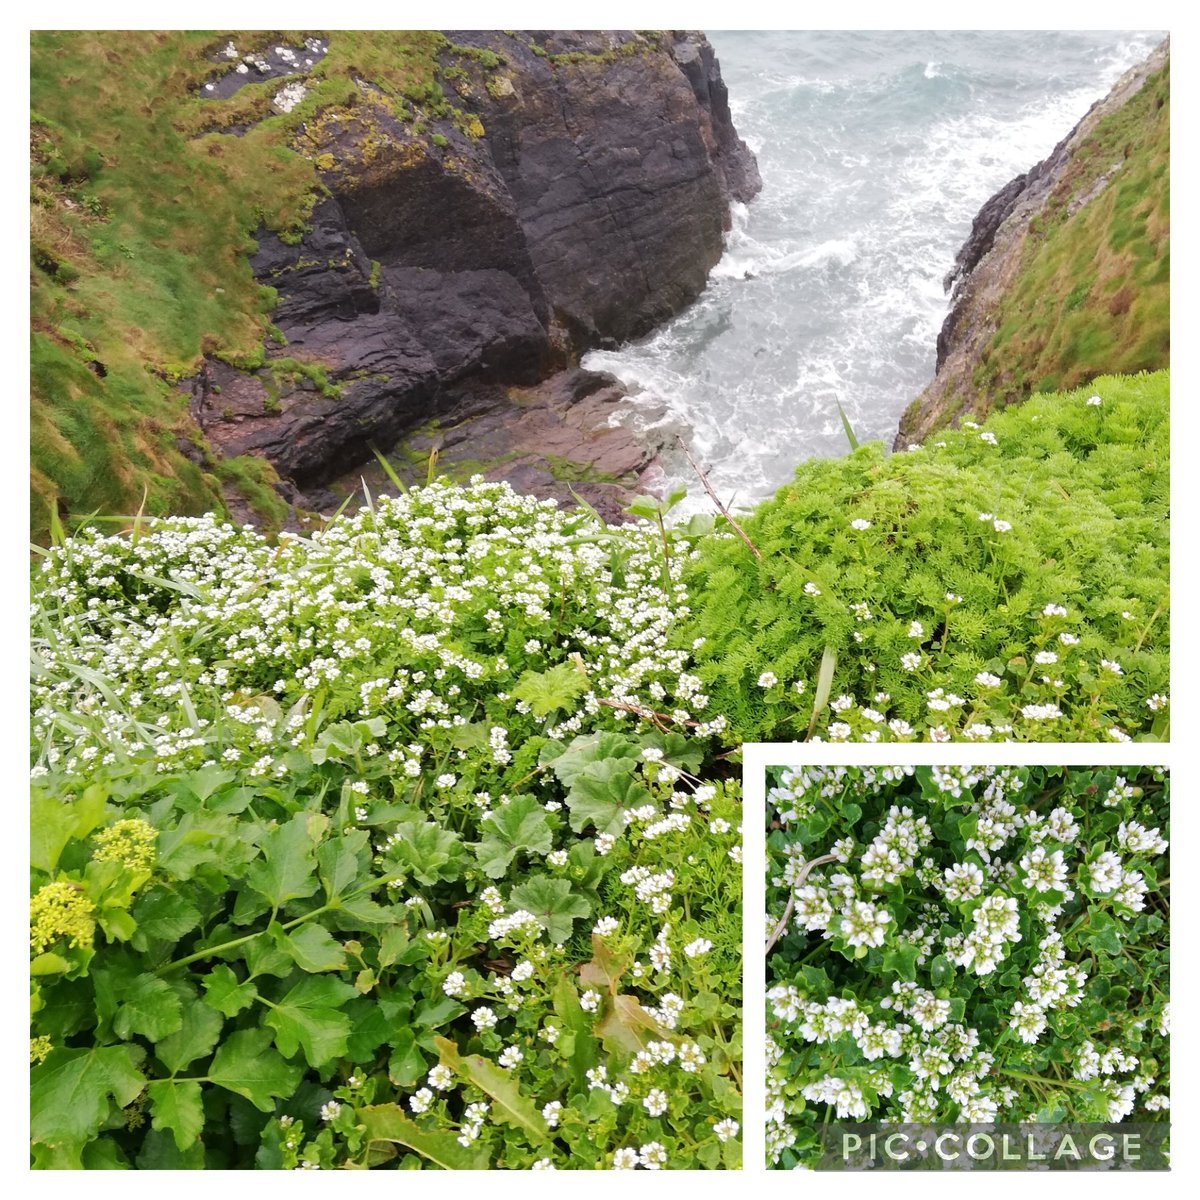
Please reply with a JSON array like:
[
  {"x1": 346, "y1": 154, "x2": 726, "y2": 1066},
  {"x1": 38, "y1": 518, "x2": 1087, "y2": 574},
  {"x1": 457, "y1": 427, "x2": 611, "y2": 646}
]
[
  {"x1": 442, "y1": 971, "x2": 466, "y2": 997},
  {"x1": 580, "y1": 989, "x2": 601, "y2": 1013},
  {"x1": 639, "y1": 1141, "x2": 668, "y2": 1169},
  {"x1": 980, "y1": 431, "x2": 997, "y2": 445},
  {"x1": 409, "y1": 1087, "x2": 434, "y2": 1113},
  {"x1": 611, "y1": 1148, "x2": 639, "y2": 1170},
  {"x1": 1100, "y1": 658, "x2": 1124, "y2": 675},
  {"x1": 643, "y1": 1089, "x2": 668, "y2": 1116},
  {"x1": 975, "y1": 671, "x2": 1002, "y2": 688},
  {"x1": 804, "y1": 581, "x2": 822, "y2": 596},
  {"x1": 498, "y1": 1045, "x2": 523, "y2": 1068},
  {"x1": 319, "y1": 1100, "x2": 341, "y2": 1121},
  {"x1": 901, "y1": 652, "x2": 921, "y2": 672},
  {"x1": 851, "y1": 518, "x2": 871, "y2": 531},
  {"x1": 471, "y1": 1006, "x2": 498, "y2": 1030},
  {"x1": 1087, "y1": 394, "x2": 1102, "y2": 406},
  {"x1": 907, "y1": 620, "x2": 924, "y2": 639},
  {"x1": 428, "y1": 1065, "x2": 454, "y2": 1090},
  {"x1": 1146, "y1": 693, "x2": 1169, "y2": 711},
  {"x1": 684, "y1": 937, "x2": 713, "y2": 958},
  {"x1": 758, "y1": 671, "x2": 778, "y2": 689},
  {"x1": 993, "y1": 519, "x2": 1012, "y2": 533},
  {"x1": 542, "y1": 1101, "x2": 562, "y2": 1127},
  {"x1": 1034, "y1": 650, "x2": 1058, "y2": 664},
  {"x1": 713, "y1": 1117, "x2": 739, "y2": 1142},
  {"x1": 1042, "y1": 603, "x2": 1068, "y2": 617}
]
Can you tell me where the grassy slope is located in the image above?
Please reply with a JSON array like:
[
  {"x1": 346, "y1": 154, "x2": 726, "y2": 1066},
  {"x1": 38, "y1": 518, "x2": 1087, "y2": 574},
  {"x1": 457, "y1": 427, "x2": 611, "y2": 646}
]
[
  {"x1": 971, "y1": 61, "x2": 1170, "y2": 409},
  {"x1": 28, "y1": 30, "x2": 473, "y2": 541}
]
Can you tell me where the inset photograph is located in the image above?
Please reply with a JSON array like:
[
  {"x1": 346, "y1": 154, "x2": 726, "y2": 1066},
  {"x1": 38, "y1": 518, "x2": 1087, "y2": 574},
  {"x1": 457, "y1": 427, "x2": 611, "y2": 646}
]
[{"x1": 764, "y1": 764, "x2": 1169, "y2": 1170}]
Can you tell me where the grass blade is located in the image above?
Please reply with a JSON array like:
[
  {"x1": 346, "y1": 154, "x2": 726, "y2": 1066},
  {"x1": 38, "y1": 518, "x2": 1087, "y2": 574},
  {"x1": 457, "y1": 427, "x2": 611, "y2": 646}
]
[
  {"x1": 806, "y1": 645, "x2": 838, "y2": 740},
  {"x1": 834, "y1": 395, "x2": 860, "y2": 451}
]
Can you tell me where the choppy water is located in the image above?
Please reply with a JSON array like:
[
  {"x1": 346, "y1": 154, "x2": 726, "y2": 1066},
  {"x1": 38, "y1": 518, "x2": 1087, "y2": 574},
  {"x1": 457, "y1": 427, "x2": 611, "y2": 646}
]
[{"x1": 583, "y1": 29, "x2": 1164, "y2": 512}]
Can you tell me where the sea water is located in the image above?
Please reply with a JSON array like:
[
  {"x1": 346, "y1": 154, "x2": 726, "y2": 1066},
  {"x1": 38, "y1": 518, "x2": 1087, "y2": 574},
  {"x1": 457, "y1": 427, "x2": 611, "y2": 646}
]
[{"x1": 582, "y1": 29, "x2": 1165, "y2": 513}]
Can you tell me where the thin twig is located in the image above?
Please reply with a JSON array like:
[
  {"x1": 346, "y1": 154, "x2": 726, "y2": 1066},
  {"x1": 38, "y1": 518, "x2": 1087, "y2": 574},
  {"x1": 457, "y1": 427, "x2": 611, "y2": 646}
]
[
  {"x1": 676, "y1": 435, "x2": 762, "y2": 561},
  {"x1": 765, "y1": 853, "x2": 838, "y2": 955},
  {"x1": 597, "y1": 697, "x2": 703, "y2": 730}
]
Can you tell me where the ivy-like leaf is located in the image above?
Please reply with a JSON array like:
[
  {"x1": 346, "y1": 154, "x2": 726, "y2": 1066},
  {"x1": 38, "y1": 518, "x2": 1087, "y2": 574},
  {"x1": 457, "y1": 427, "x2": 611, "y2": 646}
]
[
  {"x1": 155, "y1": 999, "x2": 224, "y2": 1074},
  {"x1": 508, "y1": 876, "x2": 591, "y2": 943},
  {"x1": 473, "y1": 795, "x2": 554, "y2": 879},
  {"x1": 30, "y1": 1044, "x2": 145, "y2": 1153},
  {"x1": 148, "y1": 1079, "x2": 205, "y2": 1151},
  {"x1": 201, "y1": 964, "x2": 258, "y2": 1017},
  {"x1": 206, "y1": 1028, "x2": 302, "y2": 1111},
  {"x1": 130, "y1": 887, "x2": 203, "y2": 951},
  {"x1": 112, "y1": 972, "x2": 183, "y2": 1041},
  {"x1": 282, "y1": 923, "x2": 348, "y2": 972},
  {"x1": 244, "y1": 813, "x2": 325, "y2": 908},
  {"x1": 564, "y1": 759, "x2": 654, "y2": 836},
  {"x1": 511, "y1": 662, "x2": 590, "y2": 718},
  {"x1": 263, "y1": 975, "x2": 357, "y2": 1068}
]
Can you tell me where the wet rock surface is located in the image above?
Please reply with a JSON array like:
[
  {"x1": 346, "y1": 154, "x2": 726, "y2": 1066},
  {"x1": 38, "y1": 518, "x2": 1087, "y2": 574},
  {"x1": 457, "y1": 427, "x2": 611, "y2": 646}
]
[{"x1": 198, "y1": 31, "x2": 758, "y2": 511}]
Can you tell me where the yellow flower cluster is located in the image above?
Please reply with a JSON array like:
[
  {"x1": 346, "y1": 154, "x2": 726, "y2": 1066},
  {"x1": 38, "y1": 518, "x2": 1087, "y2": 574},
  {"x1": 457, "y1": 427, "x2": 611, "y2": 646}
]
[
  {"x1": 30, "y1": 880, "x2": 96, "y2": 955},
  {"x1": 30, "y1": 1035, "x2": 53, "y2": 1065},
  {"x1": 91, "y1": 818, "x2": 157, "y2": 872}
]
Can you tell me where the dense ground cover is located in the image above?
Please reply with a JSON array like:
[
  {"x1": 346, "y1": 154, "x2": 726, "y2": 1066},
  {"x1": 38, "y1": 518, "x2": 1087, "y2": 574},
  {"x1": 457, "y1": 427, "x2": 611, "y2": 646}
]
[
  {"x1": 765, "y1": 764, "x2": 1170, "y2": 1169},
  {"x1": 684, "y1": 372, "x2": 1169, "y2": 744},
  {"x1": 29, "y1": 482, "x2": 741, "y2": 1169}
]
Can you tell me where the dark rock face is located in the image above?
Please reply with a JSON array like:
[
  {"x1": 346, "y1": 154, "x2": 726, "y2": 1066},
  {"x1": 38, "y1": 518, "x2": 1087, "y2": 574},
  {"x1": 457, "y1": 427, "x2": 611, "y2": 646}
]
[{"x1": 201, "y1": 31, "x2": 758, "y2": 496}]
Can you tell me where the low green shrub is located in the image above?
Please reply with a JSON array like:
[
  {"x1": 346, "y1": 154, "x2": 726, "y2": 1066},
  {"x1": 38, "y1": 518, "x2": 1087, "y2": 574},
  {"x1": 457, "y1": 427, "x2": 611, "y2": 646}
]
[
  {"x1": 29, "y1": 481, "x2": 741, "y2": 1169},
  {"x1": 683, "y1": 372, "x2": 1169, "y2": 743},
  {"x1": 765, "y1": 764, "x2": 1170, "y2": 1168}
]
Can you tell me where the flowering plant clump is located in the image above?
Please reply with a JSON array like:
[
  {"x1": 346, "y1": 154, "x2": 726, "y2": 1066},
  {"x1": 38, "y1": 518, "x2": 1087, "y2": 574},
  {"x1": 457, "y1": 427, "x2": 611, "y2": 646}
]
[
  {"x1": 765, "y1": 765, "x2": 1169, "y2": 1169},
  {"x1": 683, "y1": 373, "x2": 1169, "y2": 743},
  {"x1": 29, "y1": 480, "x2": 741, "y2": 1169}
]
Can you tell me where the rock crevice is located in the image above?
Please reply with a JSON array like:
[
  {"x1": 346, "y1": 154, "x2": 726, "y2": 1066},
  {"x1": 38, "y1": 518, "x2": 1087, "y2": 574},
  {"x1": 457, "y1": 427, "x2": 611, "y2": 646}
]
[{"x1": 201, "y1": 30, "x2": 759, "y2": 505}]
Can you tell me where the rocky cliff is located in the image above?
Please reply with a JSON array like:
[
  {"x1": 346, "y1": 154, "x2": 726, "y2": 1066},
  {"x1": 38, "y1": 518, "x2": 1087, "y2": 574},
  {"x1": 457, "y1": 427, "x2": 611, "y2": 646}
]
[
  {"x1": 896, "y1": 40, "x2": 1169, "y2": 448},
  {"x1": 196, "y1": 31, "x2": 760, "y2": 511}
]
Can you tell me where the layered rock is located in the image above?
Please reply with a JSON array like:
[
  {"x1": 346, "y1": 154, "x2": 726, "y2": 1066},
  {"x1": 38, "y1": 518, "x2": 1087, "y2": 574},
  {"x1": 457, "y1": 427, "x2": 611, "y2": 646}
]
[
  {"x1": 896, "y1": 39, "x2": 1168, "y2": 448},
  {"x1": 199, "y1": 31, "x2": 759, "y2": 504}
]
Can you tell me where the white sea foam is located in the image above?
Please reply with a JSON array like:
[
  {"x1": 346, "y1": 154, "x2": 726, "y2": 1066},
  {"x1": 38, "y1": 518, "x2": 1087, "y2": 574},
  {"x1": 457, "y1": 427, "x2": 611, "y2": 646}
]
[{"x1": 584, "y1": 30, "x2": 1166, "y2": 514}]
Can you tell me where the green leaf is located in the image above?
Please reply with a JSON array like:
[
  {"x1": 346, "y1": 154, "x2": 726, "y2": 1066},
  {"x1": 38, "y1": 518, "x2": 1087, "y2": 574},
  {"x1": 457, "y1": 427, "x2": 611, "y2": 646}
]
[
  {"x1": 596, "y1": 994, "x2": 670, "y2": 1055},
  {"x1": 155, "y1": 1000, "x2": 224, "y2": 1073},
  {"x1": 244, "y1": 813, "x2": 324, "y2": 908},
  {"x1": 263, "y1": 975, "x2": 357, "y2": 1068},
  {"x1": 148, "y1": 1079, "x2": 205, "y2": 1151},
  {"x1": 511, "y1": 662, "x2": 590, "y2": 718},
  {"x1": 31, "y1": 1044, "x2": 145, "y2": 1151},
  {"x1": 1081, "y1": 910, "x2": 1123, "y2": 956},
  {"x1": 385, "y1": 820, "x2": 464, "y2": 886},
  {"x1": 30, "y1": 786, "x2": 108, "y2": 873},
  {"x1": 473, "y1": 795, "x2": 554, "y2": 878},
  {"x1": 282, "y1": 923, "x2": 347, "y2": 972},
  {"x1": 206, "y1": 1028, "x2": 302, "y2": 1111},
  {"x1": 834, "y1": 394, "x2": 860, "y2": 450},
  {"x1": 387, "y1": 1029, "x2": 427, "y2": 1087},
  {"x1": 551, "y1": 976, "x2": 598, "y2": 1090},
  {"x1": 112, "y1": 973, "x2": 183, "y2": 1041},
  {"x1": 507, "y1": 875, "x2": 591, "y2": 943},
  {"x1": 930, "y1": 954, "x2": 954, "y2": 988},
  {"x1": 317, "y1": 831, "x2": 368, "y2": 904},
  {"x1": 807, "y1": 645, "x2": 837, "y2": 739},
  {"x1": 565, "y1": 759, "x2": 654, "y2": 836},
  {"x1": 202, "y1": 964, "x2": 259, "y2": 1016},
  {"x1": 640, "y1": 731, "x2": 704, "y2": 774},
  {"x1": 130, "y1": 887, "x2": 202, "y2": 951},
  {"x1": 435, "y1": 1037, "x2": 549, "y2": 1143},
  {"x1": 543, "y1": 732, "x2": 640, "y2": 787},
  {"x1": 359, "y1": 1104, "x2": 490, "y2": 1169},
  {"x1": 882, "y1": 943, "x2": 920, "y2": 982}
]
